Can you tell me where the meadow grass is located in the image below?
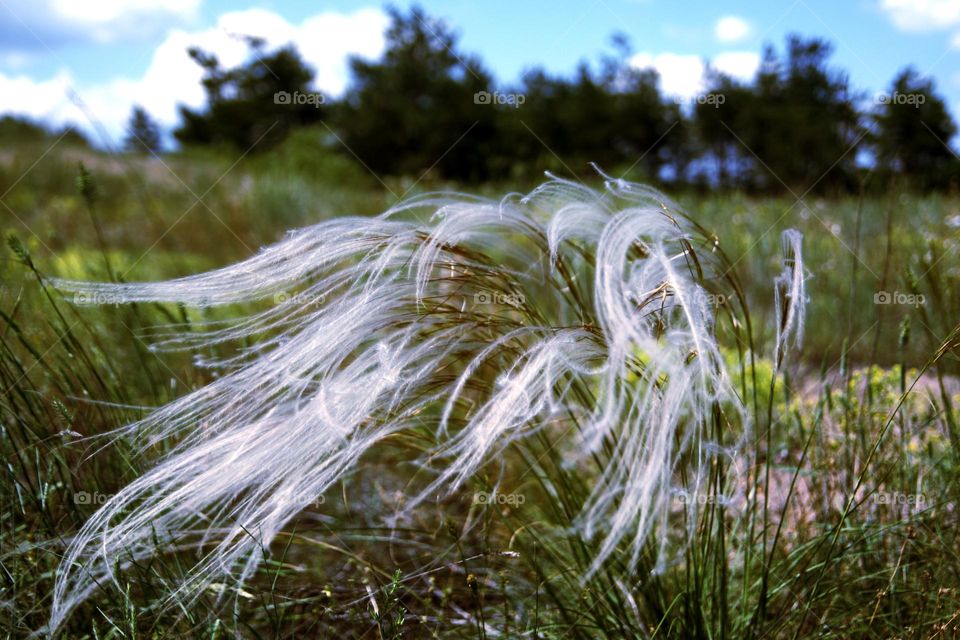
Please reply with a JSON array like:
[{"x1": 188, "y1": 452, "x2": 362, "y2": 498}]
[{"x1": 1, "y1": 139, "x2": 959, "y2": 638}]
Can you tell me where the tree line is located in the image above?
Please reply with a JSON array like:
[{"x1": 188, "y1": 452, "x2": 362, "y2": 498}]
[{"x1": 126, "y1": 5, "x2": 957, "y2": 193}]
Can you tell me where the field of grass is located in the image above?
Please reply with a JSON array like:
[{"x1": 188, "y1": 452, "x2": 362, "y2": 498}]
[{"x1": 2, "y1": 132, "x2": 959, "y2": 638}]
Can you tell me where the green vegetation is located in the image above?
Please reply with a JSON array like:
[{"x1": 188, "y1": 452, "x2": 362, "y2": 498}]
[{"x1": 1, "y1": 125, "x2": 958, "y2": 638}]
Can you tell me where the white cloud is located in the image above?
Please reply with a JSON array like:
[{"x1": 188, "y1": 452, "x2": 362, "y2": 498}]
[
  {"x1": 712, "y1": 52, "x2": 760, "y2": 81},
  {"x1": 0, "y1": 7, "x2": 388, "y2": 142},
  {"x1": 0, "y1": 70, "x2": 74, "y2": 122},
  {"x1": 50, "y1": 0, "x2": 199, "y2": 24},
  {"x1": 951, "y1": 30, "x2": 960, "y2": 47},
  {"x1": 630, "y1": 52, "x2": 706, "y2": 99},
  {"x1": 629, "y1": 51, "x2": 759, "y2": 100},
  {"x1": 1, "y1": 51, "x2": 34, "y2": 69},
  {"x1": 714, "y1": 16, "x2": 752, "y2": 43},
  {"x1": 0, "y1": 0, "x2": 200, "y2": 47},
  {"x1": 879, "y1": 0, "x2": 960, "y2": 31}
]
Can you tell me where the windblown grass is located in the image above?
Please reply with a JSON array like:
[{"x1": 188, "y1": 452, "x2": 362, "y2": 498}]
[{"x1": 1, "y1": 150, "x2": 959, "y2": 638}]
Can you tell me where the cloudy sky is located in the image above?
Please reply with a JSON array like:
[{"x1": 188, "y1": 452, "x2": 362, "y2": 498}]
[{"x1": 2, "y1": 0, "x2": 959, "y2": 144}]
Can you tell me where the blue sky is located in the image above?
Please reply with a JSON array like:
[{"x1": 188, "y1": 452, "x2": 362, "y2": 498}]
[{"x1": 1, "y1": 0, "x2": 959, "y2": 143}]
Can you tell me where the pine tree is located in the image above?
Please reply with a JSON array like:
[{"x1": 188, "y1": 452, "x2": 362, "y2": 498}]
[
  {"x1": 874, "y1": 68, "x2": 958, "y2": 189},
  {"x1": 125, "y1": 106, "x2": 162, "y2": 154}
]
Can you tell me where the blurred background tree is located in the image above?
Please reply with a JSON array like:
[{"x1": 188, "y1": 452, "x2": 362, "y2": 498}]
[
  {"x1": 698, "y1": 37, "x2": 863, "y2": 193},
  {"x1": 336, "y1": 5, "x2": 496, "y2": 181},
  {"x1": 873, "y1": 67, "x2": 958, "y2": 191},
  {"x1": 77, "y1": 4, "x2": 957, "y2": 193},
  {"x1": 174, "y1": 36, "x2": 323, "y2": 151},
  {"x1": 124, "y1": 106, "x2": 162, "y2": 154},
  {"x1": 693, "y1": 72, "x2": 757, "y2": 190}
]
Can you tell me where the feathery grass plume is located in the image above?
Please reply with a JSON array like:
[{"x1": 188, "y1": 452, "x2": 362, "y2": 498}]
[
  {"x1": 773, "y1": 229, "x2": 806, "y2": 368},
  {"x1": 47, "y1": 174, "x2": 802, "y2": 632}
]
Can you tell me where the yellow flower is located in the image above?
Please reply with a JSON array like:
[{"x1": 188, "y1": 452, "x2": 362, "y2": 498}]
[{"x1": 907, "y1": 436, "x2": 922, "y2": 454}]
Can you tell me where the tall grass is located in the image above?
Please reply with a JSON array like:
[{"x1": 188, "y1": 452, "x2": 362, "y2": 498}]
[{"x1": 1, "y1": 149, "x2": 958, "y2": 638}]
